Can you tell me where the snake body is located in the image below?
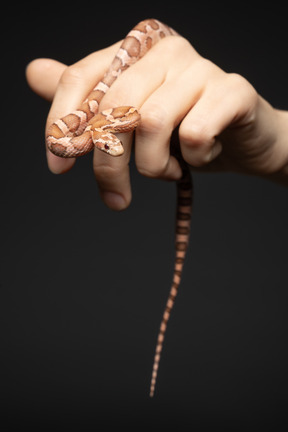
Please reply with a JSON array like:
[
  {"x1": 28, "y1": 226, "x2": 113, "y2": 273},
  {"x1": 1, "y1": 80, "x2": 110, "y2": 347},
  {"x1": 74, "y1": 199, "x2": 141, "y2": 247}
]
[{"x1": 46, "y1": 19, "x2": 193, "y2": 397}]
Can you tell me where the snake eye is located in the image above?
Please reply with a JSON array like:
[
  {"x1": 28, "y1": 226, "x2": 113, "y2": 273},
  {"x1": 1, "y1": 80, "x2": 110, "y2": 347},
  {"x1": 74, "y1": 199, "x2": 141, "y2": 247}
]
[{"x1": 104, "y1": 144, "x2": 110, "y2": 150}]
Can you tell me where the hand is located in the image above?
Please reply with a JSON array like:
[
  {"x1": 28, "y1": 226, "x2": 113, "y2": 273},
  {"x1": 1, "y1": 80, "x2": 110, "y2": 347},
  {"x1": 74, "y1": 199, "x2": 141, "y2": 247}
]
[{"x1": 26, "y1": 35, "x2": 288, "y2": 210}]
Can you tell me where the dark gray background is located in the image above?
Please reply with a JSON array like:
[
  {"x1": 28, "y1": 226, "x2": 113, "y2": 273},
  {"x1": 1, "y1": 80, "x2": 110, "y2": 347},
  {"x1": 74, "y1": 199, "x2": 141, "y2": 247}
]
[{"x1": 1, "y1": 3, "x2": 288, "y2": 431}]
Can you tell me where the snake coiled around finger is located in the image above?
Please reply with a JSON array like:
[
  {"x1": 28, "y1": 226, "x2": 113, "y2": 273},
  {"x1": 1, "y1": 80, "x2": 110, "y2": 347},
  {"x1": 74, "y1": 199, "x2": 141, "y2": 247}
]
[{"x1": 46, "y1": 18, "x2": 193, "y2": 397}]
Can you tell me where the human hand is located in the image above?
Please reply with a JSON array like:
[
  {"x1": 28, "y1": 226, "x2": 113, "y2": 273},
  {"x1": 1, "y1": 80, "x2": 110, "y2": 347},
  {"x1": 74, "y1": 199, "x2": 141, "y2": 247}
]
[{"x1": 26, "y1": 35, "x2": 288, "y2": 210}]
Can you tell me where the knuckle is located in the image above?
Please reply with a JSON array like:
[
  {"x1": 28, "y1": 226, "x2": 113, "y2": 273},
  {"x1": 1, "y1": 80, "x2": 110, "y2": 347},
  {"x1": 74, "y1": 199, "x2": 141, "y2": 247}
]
[
  {"x1": 158, "y1": 35, "x2": 198, "y2": 61},
  {"x1": 137, "y1": 158, "x2": 168, "y2": 179},
  {"x1": 196, "y1": 57, "x2": 216, "y2": 74},
  {"x1": 227, "y1": 73, "x2": 257, "y2": 101},
  {"x1": 138, "y1": 105, "x2": 169, "y2": 135},
  {"x1": 225, "y1": 73, "x2": 258, "y2": 121},
  {"x1": 100, "y1": 84, "x2": 126, "y2": 110},
  {"x1": 179, "y1": 120, "x2": 213, "y2": 149},
  {"x1": 190, "y1": 57, "x2": 219, "y2": 79},
  {"x1": 165, "y1": 35, "x2": 193, "y2": 54},
  {"x1": 93, "y1": 161, "x2": 123, "y2": 181},
  {"x1": 181, "y1": 144, "x2": 213, "y2": 168},
  {"x1": 179, "y1": 120, "x2": 215, "y2": 167},
  {"x1": 59, "y1": 65, "x2": 84, "y2": 87},
  {"x1": 226, "y1": 72, "x2": 248, "y2": 87}
]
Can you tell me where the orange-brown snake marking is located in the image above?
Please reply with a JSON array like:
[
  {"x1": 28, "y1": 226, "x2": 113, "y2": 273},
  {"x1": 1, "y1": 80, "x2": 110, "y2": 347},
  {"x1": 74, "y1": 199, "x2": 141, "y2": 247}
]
[{"x1": 46, "y1": 19, "x2": 193, "y2": 397}]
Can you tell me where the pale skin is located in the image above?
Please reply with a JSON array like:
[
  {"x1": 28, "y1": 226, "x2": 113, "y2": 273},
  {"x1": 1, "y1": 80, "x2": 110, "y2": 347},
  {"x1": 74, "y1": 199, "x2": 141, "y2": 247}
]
[{"x1": 26, "y1": 35, "x2": 288, "y2": 210}]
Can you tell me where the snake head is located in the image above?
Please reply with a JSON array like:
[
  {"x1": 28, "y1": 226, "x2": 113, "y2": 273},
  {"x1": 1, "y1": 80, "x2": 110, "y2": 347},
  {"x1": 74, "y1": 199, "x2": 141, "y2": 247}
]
[
  {"x1": 89, "y1": 106, "x2": 141, "y2": 156},
  {"x1": 92, "y1": 130, "x2": 124, "y2": 156}
]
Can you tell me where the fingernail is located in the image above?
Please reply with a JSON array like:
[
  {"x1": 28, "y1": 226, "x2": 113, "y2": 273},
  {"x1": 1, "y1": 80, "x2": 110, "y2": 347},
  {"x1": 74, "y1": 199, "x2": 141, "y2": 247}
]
[{"x1": 102, "y1": 192, "x2": 127, "y2": 211}]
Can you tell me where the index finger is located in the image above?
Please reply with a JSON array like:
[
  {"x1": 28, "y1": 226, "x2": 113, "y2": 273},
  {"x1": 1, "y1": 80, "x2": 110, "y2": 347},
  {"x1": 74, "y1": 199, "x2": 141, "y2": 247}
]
[
  {"x1": 26, "y1": 58, "x2": 76, "y2": 173},
  {"x1": 46, "y1": 43, "x2": 122, "y2": 174},
  {"x1": 26, "y1": 58, "x2": 66, "y2": 101}
]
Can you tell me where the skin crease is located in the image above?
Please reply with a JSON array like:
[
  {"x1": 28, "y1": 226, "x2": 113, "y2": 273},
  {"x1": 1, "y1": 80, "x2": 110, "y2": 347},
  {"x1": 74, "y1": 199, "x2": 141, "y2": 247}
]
[{"x1": 26, "y1": 35, "x2": 288, "y2": 211}]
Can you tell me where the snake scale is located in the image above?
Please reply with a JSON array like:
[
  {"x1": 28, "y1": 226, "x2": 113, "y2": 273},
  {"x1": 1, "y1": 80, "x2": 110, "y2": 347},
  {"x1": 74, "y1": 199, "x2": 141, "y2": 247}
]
[{"x1": 46, "y1": 19, "x2": 193, "y2": 397}]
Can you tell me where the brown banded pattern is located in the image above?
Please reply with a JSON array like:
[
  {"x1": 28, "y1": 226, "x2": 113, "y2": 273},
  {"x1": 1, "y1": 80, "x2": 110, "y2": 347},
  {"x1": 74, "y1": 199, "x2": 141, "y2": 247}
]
[
  {"x1": 149, "y1": 163, "x2": 193, "y2": 397},
  {"x1": 45, "y1": 19, "x2": 193, "y2": 398},
  {"x1": 46, "y1": 19, "x2": 177, "y2": 158}
]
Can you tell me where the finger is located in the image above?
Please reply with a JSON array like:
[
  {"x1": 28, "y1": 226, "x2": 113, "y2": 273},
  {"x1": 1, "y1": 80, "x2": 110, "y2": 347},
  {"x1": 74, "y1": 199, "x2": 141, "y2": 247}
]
[
  {"x1": 26, "y1": 58, "x2": 67, "y2": 101},
  {"x1": 134, "y1": 52, "x2": 215, "y2": 179},
  {"x1": 135, "y1": 73, "x2": 200, "y2": 180},
  {"x1": 179, "y1": 73, "x2": 256, "y2": 167},
  {"x1": 44, "y1": 42, "x2": 121, "y2": 174},
  {"x1": 92, "y1": 37, "x2": 184, "y2": 208},
  {"x1": 98, "y1": 36, "x2": 201, "y2": 181},
  {"x1": 26, "y1": 58, "x2": 75, "y2": 173},
  {"x1": 47, "y1": 42, "x2": 121, "y2": 124},
  {"x1": 93, "y1": 133, "x2": 133, "y2": 210}
]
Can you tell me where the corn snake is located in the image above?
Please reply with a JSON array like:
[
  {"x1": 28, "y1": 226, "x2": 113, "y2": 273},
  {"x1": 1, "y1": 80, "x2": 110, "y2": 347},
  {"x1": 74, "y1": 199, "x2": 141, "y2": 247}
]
[{"x1": 46, "y1": 18, "x2": 193, "y2": 397}]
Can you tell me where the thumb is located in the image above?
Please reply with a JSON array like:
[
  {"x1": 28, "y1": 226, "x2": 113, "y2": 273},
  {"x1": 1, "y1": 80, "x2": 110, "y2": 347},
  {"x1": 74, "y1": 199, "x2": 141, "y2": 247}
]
[{"x1": 26, "y1": 58, "x2": 66, "y2": 101}]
